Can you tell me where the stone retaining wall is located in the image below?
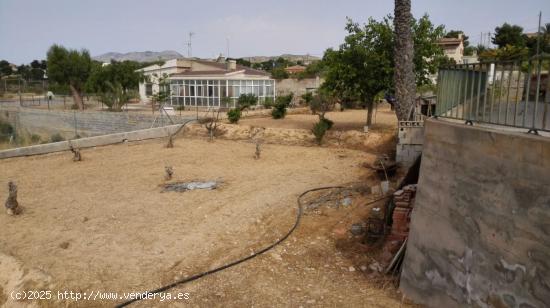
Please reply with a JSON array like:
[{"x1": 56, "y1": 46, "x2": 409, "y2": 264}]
[{"x1": 400, "y1": 118, "x2": 550, "y2": 307}]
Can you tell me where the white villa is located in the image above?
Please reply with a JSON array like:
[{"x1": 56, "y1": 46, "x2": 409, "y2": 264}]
[
  {"x1": 137, "y1": 57, "x2": 275, "y2": 108},
  {"x1": 437, "y1": 34, "x2": 464, "y2": 64}
]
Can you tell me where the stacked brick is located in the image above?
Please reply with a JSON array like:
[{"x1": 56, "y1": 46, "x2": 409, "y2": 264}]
[
  {"x1": 389, "y1": 185, "x2": 416, "y2": 240},
  {"x1": 379, "y1": 185, "x2": 416, "y2": 267},
  {"x1": 381, "y1": 184, "x2": 417, "y2": 264}
]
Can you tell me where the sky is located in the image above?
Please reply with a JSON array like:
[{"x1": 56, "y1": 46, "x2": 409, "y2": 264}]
[{"x1": 1, "y1": 0, "x2": 549, "y2": 64}]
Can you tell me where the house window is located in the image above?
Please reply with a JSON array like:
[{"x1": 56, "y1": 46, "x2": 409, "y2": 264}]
[{"x1": 145, "y1": 83, "x2": 153, "y2": 96}]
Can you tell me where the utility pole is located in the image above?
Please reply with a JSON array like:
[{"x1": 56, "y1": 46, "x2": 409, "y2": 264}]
[
  {"x1": 536, "y1": 11, "x2": 542, "y2": 57},
  {"x1": 187, "y1": 32, "x2": 195, "y2": 58},
  {"x1": 479, "y1": 32, "x2": 483, "y2": 48},
  {"x1": 226, "y1": 36, "x2": 230, "y2": 58}
]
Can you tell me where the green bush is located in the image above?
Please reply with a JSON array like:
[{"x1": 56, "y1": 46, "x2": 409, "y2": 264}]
[
  {"x1": 50, "y1": 133, "x2": 65, "y2": 143},
  {"x1": 271, "y1": 103, "x2": 287, "y2": 119},
  {"x1": 263, "y1": 97, "x2": 274, "y2": 109},
  {"x1": 0, "y1": 120, "x2": 14, "y2": 142},
  {"x1": 271, "y1": 94, "x2": 293, "y2": 119},
  {"x1": 320, "y1": 117, "x2": 334, "y2": 130},
  {"x1": 277, "y1": 93, "x2": 294, "y2": 106},
  {"x1": 301, "y1": 92, "x2": 313, "y2": 105},
  {"x1": 175, "y1": 104, "x2": 185, "y2": 111},
  {"x1": 30, "y1": 134, "x2": 41, "y2": 143},
  {"x1": 227, "y1": 108, "x2": 241, "y2": 123},
  {"x1": 271, "y1": 67, "x2": 289, "y2": 80},
  {"x1": 312, "y1": 119, "x2": 332, "y2": 145},
  {"x1": 237, "y1": 93, "x2": 257, "y2": 110}
]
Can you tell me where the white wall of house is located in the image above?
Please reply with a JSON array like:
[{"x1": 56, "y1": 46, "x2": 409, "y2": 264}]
[
  {"x1": 169, "y1": 74, "x2": 274, "y2": 108},
  {"x1": 137, "y1": 59, "x2": 191, "y2": 102},
  {"x1": 443, "y1": 41, "x2": 464, "y2": 63}
]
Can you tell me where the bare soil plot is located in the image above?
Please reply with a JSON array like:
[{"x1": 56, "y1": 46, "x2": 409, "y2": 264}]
[
  {"x1": 238, "y1": 105, "x2": 397, "y2": 132},
  {"x1": 0, "y1": 130, "x2": 409, "y2": 307}
]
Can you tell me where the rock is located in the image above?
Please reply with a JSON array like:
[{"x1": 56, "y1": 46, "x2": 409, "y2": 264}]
[
  {"x1": 306, "y1": 299, "x2": 316, "y2": 304},
  {"x1": 369, "y1": 261, "x2": 383, "y2": 272},
  {"x1": 360, "y1": 265, "x2": 368, "y2": 271},
  {"x1": 348, "y1": 266, "x2": 356, "y2": 272},
  {"x1": 341, "y1": 197, "x2": 352, "y2": 207}
]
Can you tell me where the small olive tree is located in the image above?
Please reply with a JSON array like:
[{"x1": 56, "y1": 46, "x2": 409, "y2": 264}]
[{"x1": 310, "y1": 92, "x2": 336, "y2": 145}]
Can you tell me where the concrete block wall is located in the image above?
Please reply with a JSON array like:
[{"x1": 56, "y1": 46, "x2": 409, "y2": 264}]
[
  {"x1": 400, "y1": 118, "x2": 550, "y2": 308},
  {"x1": 396, "y1": 121, "x2": 424, "y2": 165},
  {"x1": 275, "y1": 78, "x2": 322, "y2": 104},
  {"x1": 0, "y1": 124, "x2": 183, "y2": 159},
  {"x1": 0, "y1": 107, "x2": 189, "y2": 140}
]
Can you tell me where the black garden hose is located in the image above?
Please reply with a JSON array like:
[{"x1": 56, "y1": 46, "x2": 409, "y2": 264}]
[{"x1": 116, "y1": 185, "x2": 387, "y2": 307}]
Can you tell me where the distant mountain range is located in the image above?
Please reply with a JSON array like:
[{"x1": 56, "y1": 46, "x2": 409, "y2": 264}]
[
  {"x1": 93, "y1": 50, "x2": 184, "y2": 63},
  {"x1": 240, "y1": 54, "x2": 321, "y2": 63},
  {"x1": 93, "y1": 51, "x2": 320, "y2": 64}
]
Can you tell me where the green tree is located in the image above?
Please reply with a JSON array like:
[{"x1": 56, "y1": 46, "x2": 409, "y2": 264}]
[
  {"x1": 412, "y1": 15, "x2": 446, "y2": 86},
  {"x1": 87, "y1": 60, "x2": 143, "y2": 94},
  {"x1": 526, "y1": 23, "x2": 550, "y2": 56},
  {"x1": 475, "y1": 44, "x2": 487, "y2": 54},
  {"x1": 271, "y1": 67, "x2": 289, "y2": 79},
  {"x1": 233, "y1": 58, "x2": 252, "y2": 67},
  {"x1": 0, "y1": 60, "x2": 12, "y2": 77},
  {"x1": 16, "y1": 65, "x2": 31, "y2": 80},
  {"x1": 492, "y1": 23, "x2": 526, "y2": 48},
  {"x1": 46, "y1": 44, "x2": 92, "y2": 110},
  {"x1": 309, "y1": 91, "x2": 335, "y2": 122},
  {"x1": 98, "y1": 81, "x2": 138, "y2": 111},
  {"x1": 149, "y1": 73, "x2": 170, "y2": 112},
  {"x1": 478, "y1": 45, "x2": 529, "y2": 61},
  {"x1": 321, "y1": 14, "x2": 444, "y2": 124}
]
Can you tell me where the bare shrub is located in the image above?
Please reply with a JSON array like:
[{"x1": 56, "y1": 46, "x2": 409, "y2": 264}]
[
  {"x1": 164, "y1": 166, "x2": 173, "y2": 181},
  {"x1": 200, "y1": 109, "x2": 223, "y2": 141},
  {"x1": 254, "y1": 141, "x2": 261, "y2": 160},
  {"x1": 70, "y1": 145, "x2": 82, "y2": 161},
  {"x1": 5, "y1": 181, "x2": 20, "y2": 215}
]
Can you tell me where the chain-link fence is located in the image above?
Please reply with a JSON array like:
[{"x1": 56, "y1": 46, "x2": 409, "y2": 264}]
[{"x1": 0, "y1": 104, "x2": 194, "y2": 150}]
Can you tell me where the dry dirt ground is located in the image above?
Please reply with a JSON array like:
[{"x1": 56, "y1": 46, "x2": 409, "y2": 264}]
[
  {"x1": 239, "y1": 107, "x2": 396, "y2": 133},
  {"x1": 0, "y1": 110, "x2": 414, "y2": 307}
]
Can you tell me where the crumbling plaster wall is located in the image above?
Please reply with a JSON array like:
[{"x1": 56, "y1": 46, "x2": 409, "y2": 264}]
[{"x1": 401, "y1": 118, "x2": 550, "y2": 308}]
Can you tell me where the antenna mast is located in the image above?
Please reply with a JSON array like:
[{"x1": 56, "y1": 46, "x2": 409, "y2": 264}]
[
  {"x1": 226, "y1": 36, "x2": 230, "y2": 58},
  {"x1": 187, "y1": 32, "x2": 195, "y2": 58}
]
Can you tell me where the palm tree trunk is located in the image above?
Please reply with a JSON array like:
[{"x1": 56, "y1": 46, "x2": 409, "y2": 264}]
[{"x1": 394, "y1": 0, "x2": 416, "y2": 121}]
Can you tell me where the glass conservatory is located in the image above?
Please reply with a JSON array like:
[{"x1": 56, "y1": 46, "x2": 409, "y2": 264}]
[{"x1": 169, "y1": 79, "x2": 275, "y2": 108}]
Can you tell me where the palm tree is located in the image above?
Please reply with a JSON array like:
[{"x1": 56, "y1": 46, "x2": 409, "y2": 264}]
[{"x1": 393, "y1": 0, "x2": 416, "y2": 120}]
